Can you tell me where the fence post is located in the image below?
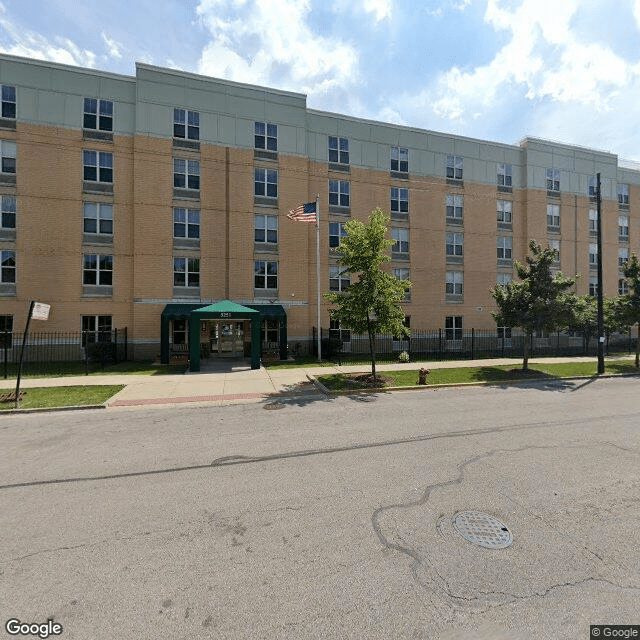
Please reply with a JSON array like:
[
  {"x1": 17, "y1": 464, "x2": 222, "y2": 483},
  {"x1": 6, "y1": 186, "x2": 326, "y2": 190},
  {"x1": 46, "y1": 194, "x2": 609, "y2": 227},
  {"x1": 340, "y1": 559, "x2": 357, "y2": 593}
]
[
  {"x1": 438, "y1": 328, "x2": 442, "y2": 360},
  {"x1": 557, "y1": 331, "x2": 560, "y2": 356},
  {"x1": 3, "y1": 332, "x2": 7, "y2": 379},
  {"x1": 114, "y1": 328, "x2": 119, "y2": 365},
  {"x1": 124, "y1": 327, "x2": 128, "y2": 362},
  {"x1": 471, "y1": 328, "x2": 475, "y2": 360}
]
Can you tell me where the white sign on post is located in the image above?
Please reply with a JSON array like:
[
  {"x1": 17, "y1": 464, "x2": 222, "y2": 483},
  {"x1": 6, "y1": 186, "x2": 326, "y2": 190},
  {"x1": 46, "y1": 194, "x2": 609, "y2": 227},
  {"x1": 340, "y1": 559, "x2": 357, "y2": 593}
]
[{"x1": 31, "y1": 302, "x2": 51, "y2": 321}]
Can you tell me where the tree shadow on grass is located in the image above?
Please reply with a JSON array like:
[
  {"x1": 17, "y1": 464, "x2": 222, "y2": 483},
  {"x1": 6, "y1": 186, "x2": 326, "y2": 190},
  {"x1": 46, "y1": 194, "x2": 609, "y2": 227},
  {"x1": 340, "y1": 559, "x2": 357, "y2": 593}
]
[{"x1": 468, "y1": 367, "x2": 574, "y2": 391}]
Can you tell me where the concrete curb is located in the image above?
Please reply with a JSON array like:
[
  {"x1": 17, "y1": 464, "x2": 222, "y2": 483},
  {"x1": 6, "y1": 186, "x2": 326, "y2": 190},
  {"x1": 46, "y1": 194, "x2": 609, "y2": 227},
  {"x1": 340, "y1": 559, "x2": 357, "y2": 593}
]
[
  {"x1": 0, "y1": 404, "x2": 107, "y2": 416},
  {"x1": 306, "y1": 374, "x2": 331, "y2": 395}
]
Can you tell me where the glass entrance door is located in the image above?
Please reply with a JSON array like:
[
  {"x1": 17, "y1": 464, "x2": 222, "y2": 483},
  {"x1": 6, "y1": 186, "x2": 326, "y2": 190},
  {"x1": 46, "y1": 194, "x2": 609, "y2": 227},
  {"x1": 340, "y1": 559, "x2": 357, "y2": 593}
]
[{"x1": 211, "y1": 321, "x2": 244, "y2": 357}]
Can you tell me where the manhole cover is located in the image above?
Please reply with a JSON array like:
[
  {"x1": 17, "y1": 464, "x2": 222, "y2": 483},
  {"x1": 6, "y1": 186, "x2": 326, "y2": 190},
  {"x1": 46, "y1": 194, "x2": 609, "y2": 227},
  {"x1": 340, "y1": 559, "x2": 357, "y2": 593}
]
[
  {"x1": 452, "y1": 511, "x2": 513, "y2": 549},
  {"x1": 263, "y1": 402, "x2": 286, "y2": 410}
]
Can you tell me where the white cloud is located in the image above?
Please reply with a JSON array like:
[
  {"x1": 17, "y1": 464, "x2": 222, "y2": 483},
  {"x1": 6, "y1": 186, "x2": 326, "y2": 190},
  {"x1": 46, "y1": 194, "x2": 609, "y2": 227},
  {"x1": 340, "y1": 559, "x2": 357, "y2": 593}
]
[
  {"x1": 0, "y1": 4, "x2": 96, "y2": 67},
  {"x1": 363, "y1": 0, "x2": 392, "y2": 23},
  {"x1": 195, "y1": 0, "x2": 360, "y2": 106},
  {"x1": 101, "y1": 32, "x2": 123, "y2": 60}
]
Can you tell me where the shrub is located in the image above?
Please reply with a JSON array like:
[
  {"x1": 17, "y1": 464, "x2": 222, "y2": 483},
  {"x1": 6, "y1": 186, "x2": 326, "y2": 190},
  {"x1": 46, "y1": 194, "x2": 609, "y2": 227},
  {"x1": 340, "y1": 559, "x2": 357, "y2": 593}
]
[{"x1": 398, "y1": 350, "x2": 410, "y2": 363}]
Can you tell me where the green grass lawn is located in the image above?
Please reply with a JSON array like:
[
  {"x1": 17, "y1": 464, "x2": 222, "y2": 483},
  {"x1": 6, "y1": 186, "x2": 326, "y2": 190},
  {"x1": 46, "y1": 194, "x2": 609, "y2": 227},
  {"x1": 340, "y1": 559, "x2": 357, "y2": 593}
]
[
  {"x1": 317, "y1": 361, "x2": 640, "y2": 391},
  {"x1": 0, "y1": 385, "x2": 124, "y2": 410},
  {"x1": 0, "y1": 361, "x2": 188, "y2": 379}
]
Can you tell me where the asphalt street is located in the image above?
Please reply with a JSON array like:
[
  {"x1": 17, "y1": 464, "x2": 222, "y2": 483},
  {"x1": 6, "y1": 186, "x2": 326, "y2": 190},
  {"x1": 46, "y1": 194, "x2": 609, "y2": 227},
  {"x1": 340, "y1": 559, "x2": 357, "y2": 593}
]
[{"x1": 1, "y1": 377, "x2": 639, "y2": 639}]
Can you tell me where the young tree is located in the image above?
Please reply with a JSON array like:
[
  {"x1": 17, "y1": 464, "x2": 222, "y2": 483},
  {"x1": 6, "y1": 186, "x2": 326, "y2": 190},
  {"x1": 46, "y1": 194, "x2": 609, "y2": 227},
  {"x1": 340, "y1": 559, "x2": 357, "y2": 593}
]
[
  {"x1": 324, "y1": 208, "x2": 411, "y2": 380},
  {"x1": 617, "y1": 253, "x2": 640, "y2": 366},
  {"x1": 491, "y1": 240, "x2": 576, "y2": 370},
  {"x1": 566, "y1": 294, "x2": 627, "y2": 355}
]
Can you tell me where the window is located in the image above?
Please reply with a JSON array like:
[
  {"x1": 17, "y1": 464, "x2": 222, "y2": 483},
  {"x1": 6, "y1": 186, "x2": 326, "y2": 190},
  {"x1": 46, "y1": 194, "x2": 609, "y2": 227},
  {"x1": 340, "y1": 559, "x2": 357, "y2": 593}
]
[
  {"x1": 619, "y1": 215, "x2": 629, "y2": 238},
  {"x1": 172, "y1": 319, "x2": 187, "y2": 345},
  {"x1": 1, "y1": 250, "x2": 15, "y2": 283},
  {"x1": 589, "y1": 277, "x2": 598, "y2": 297},
  {"x1": 497, "y1": 199, "x2": 512, "y2": 224},
  {"x1": 497, "y1": 236, "x2": 512, "y2": 260},
  {"x1": 255, "y1": 122, "x2": 277, "y2": 151},
  {"x1": 618, "y1": 183, "x2": 629, "y2": 205},
  {"x1": 446, "y1": 155, "x2": 463, "y2": 180},
  {"x1": 83, "y1": 254, "x2": 113, "y2": 286},
  {"x1": 254, "y1": 214, "x2": 277, "y2": 244},
  {"x1": 174, "y1": 108, "x2": 199, "y2": 140},
  {"x1": 1, "y1": 195, "x2": 15, "y2": 229},
  {"x1": 329, "y1": 222, "x2": 348, "y2": 248},
  {"x1": 254, "y1": 167, "x2": 277, "y2": 198},
  {"x1": 497, "y1": 327, "x2": 512, "y2": 340},
  {"x1": 329, "y1": 265, "x2": 350, "y2": 291},
  {"x1": 254, "y1": 260, "x2": 278, "y2": 289},
  {"x1": 261, "y1": 319, "x2": 279, "y2": 344},
  {"x1": 83, "y1": 98, "x2": 113, "y2": 131},
  {"x1": 82, "y1": 315, "x2": 112, "y2": 346},
  {"x1": 1, "y1": 85, "x2": 16, "y2": 119},
  {"x1": 445, "y1": 316, "x2": 462, "y2": 340},
  {"x1": 589, "y1": 243, "x2": 598, "y2": 265},
  {"x1": 588, "y1": 209, "x2": 598, "y2": 233},
  {"x1": 619, "y1": 279, "x2": 629, "y2": 295},
  {"x1": 618, "y1": 247, "x2": 629, "y2": 268},
  {"x1": 588, "y1": 175, "x2": 597, "y2": 198},
  {"x1": 391, "y1": 227, "x2": 409, "y2": 254},
  {"x1": 329, "y1": 318, "x2": 351, "y2": 345},
  {"x1": 174, "y1": 208, "x2": 200, "y2": 239},
  {"x1": 496, "y1": 272, "x2": 512, "y2": 287},
  {"x1": 174, "y1": 158, "x2": 200, "y2": 190},
  {"x1": 83, "y1": 150, "x2": 113, "y2": 183},
  {"x1": 446, "y1": 194, "x2": 463, "y2": 220},
  {"x1": 497, "y1": 163, "x2": 512, "y2": 187},
  {"x1": 446, "y1": 232, "x2": 463, "y2": 256},
  {"x1": 393, "y1": 267, "x2": 411, "y2": 300},
  {"x1": 391, "y1": 187, "x2": 409, "y2": 214},
  {"x1": 328, "y1": 136, "x2": 349, "y2": 165},
  {"x1": 549, "y1": 239, "x2": 560, "y2": 265},
  {"x1": 0, "y1": 140, "x2": 16, "y2": 173},
  {"x1": 546, "y1": 168, "x2": 560, "y2": 192},
  {"x1": 83, "y1": 203, "x2": 113, "y2": 235},
  {"x1": 173, "y1": 257, "x2": 200, "y2": 287},
  {"x1": 547, "y1": 203, "x2": 560, "y2": 229},
  {"x1": 446, "y1": 271, "x2": 463, "y2": 295},
  {"x1": 329, "y1": 180, "x2": 350, "y2": 207},
  {"x1": 391, "y1": 146, "x2": 408, "y2": 172},
  {"x1": 0, "y1": 314, "x2": 12, "y2": 348}
]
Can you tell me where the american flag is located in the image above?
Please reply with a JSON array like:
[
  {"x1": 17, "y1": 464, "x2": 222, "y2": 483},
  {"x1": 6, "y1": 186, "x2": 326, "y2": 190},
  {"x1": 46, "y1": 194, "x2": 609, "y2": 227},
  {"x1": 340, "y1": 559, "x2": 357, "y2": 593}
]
[{"x1": 287, "y1": 201, "x2": 317, "y2": 223}]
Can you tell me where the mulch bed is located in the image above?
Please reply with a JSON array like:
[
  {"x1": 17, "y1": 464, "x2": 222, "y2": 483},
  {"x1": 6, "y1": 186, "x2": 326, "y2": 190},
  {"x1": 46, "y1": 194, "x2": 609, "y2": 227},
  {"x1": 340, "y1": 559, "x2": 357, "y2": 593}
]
[{"x1": 343, "y1": 374, "x2": 395, "y2": 389}]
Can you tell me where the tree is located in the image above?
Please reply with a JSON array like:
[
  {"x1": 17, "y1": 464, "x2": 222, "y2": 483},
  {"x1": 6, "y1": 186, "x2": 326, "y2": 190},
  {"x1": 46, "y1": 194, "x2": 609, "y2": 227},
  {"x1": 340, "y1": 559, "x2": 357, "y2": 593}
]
[
  {"x1": 324, "y1": 208, "x2": 411, "y2": 380},
  {"x1": 616, "y1": 253, "x2": 640, "y2": 367},
  {"x1": 491, "y1": 241, "x2": 576, "y2": 370},
  {"x1": 566, "y1": 294, "x2": 627, "y2": 355}
]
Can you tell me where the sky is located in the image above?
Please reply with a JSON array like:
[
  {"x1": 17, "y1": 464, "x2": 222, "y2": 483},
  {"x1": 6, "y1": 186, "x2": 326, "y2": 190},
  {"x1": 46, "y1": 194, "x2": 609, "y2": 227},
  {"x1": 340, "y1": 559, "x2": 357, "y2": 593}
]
[{"x1": 3, "y1": 0, "x2": 640, "y2": 161}]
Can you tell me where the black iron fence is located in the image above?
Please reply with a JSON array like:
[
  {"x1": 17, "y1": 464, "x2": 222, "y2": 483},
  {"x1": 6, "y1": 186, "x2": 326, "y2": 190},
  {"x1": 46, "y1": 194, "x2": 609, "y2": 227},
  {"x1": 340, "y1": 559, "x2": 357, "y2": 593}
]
[
  {"x1": 1, "y1": 329, "x2": 128, "y2": 378},
  {"x1": 315, "y1": 327, "x2": 635, "y2": 363}
]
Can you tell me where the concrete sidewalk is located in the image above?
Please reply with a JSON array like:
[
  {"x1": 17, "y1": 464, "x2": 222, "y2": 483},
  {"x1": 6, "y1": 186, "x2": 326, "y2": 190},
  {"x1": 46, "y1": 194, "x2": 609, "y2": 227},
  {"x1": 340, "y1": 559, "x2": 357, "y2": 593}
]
[{"x1": 1, "y1": 354, "x2": 635, "y2": 410}]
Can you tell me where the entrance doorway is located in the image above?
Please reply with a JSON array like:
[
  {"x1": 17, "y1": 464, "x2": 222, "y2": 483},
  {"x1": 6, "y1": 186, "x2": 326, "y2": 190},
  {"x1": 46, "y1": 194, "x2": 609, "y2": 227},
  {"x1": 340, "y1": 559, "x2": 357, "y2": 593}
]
[{"x1": 209, "y1": 320, "x2": 244, "y2": 357}]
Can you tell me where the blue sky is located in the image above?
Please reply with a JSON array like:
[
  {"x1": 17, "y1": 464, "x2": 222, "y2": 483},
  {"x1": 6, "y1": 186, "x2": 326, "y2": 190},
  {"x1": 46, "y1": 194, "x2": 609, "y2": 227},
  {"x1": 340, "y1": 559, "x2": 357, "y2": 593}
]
[{"x1": 3, "y1": 0, "x2": 640, "y2": 161}]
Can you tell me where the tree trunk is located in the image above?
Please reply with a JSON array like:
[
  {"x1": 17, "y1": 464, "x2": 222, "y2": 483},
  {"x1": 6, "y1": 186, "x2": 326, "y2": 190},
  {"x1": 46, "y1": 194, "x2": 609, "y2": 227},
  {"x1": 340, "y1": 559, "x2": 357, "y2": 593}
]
[
  {"x1": 636, "y1": 325, "x2": 639, "y2": 368},
  {"x1": 523, "y1": 331, "x2": 530, "y2": 371},
  {"x1": 367, "y1": 314, "x2": 376, "y2": 380}
]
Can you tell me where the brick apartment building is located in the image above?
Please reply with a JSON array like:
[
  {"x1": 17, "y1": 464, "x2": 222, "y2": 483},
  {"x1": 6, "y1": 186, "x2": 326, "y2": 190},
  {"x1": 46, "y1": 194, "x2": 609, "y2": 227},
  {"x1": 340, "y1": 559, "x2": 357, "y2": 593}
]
[{"x1": 0, "y1": 53, "x2": 638, "y2": 363}]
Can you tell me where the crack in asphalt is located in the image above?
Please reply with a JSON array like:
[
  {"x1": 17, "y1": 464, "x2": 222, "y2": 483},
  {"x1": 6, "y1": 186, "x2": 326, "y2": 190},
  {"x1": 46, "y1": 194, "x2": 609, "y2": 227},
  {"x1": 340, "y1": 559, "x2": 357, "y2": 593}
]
[
  {"x1": 371, "y1": 442, "x2": 640, "y2": 612},
  {"x1": 1, "y1": 410, "x2": 639, "y2": 491}
]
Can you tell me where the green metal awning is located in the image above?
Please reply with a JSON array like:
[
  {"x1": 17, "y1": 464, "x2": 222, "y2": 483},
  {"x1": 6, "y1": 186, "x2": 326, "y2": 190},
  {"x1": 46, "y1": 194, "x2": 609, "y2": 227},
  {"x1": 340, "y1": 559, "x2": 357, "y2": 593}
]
[
  {"x1": 245, "y1": 304, "x2": 286, "y2": 318},
  {"x1": 191, "y1": 301, "x2": 259, "y2": 316},
  {"x1": 161, "y1": 303, "x2": 203, "y2": 319}
]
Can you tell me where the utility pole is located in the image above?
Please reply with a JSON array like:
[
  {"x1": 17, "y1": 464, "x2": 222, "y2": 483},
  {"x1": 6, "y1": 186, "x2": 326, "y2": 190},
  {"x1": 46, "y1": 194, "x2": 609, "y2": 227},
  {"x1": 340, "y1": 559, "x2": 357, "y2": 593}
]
[{"x1": 596, "y1": 172, "x2": 605, "y2": 374}]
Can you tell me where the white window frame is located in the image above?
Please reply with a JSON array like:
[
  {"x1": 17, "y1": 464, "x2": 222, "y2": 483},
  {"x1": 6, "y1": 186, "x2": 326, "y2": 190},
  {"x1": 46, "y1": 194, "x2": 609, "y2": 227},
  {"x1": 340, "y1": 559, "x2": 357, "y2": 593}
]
[
  {"x1": 391, "y1": 227, "x2": 409, "y2": 254},
  {"x1": 390, "y1": 146, "x2": 408, "y2": 172},
  {"x1": 496, "y1": 272, "x2": 512, "y2": 287},
  {"x1": 390, "y1": 187, "x2": 409, "y2": 214},
  {"x1": 1, "y1": 85, "x2": 16, "y2": 120},
  {"x1": 497, "y1": 199, "x2": 512, "y2": 223},
  {"x1": 618, "y1": 247, "x2": 629, "y2": 268},
  {"x1": 0, "y1": 140, "x2": 16, "y2": 174},
  {"x1": 1, "y1": 250, "x2": 15, "y2": 283},
  {"x1": 254, "y1": 260, "x2": 278, "y2": 290},
  {"x1": 446, "y1": 194, "x2": 463, "y2": 220},
  {"x1": 445, "y1": 315, "x2": 463, "y2": 341},
  {"x1": 445, "y1": 271, "x2": 463, "y2": 295},
  {"x1": 497, "y1": 236, "x2": 513, "y2": 260},
  {"x1": 174, "y1": 108, "x2": 199, "y2": 140},
  {"x1": 83, "y1": 98, "x2": 113, "y2": 132},
  {"x1": 83, "y1": 202, "x2": 113, "y2": 235},
  {"x1": 329, "y1": 265, "x2": 350, "y2": 292},
  {"x1": 446, "y1": 155, "x2": 463, "y2": 180},
  {"x1": 83, "y1": 254, "x2": 113, "y2": 286},
  {"x1": 329, "y1": 180, "x2": 350, "y2": 207},
  {"x1": 619, "y1": 279, "x2": 629, "y2": 295},
  {"x1": 255, "y1": 122, "x2": 277, "y2": 151},
  {"x1": 619, "y1": 215, "x2": 629, "y2": 238},
  {"x1": 588, "y1": 208, "x2": 598, "y2": 232},
  {"x1": 497, "y1": 163, "x2": 512, "y2": 187},
  {"x1": 1, "y1": 194, "x2": 15, "y2": 229},
  {"x1": 81, "y1": 315, "x2": 112, "y2": 346},
  {"x1": 446, "y1": 232, "x2": 463, "y2": 256},
  {"x1": 589, "y1": 243, "x2": 598, "y2": 265},
  {"x1": 589, "y1": 277, "x2": 598, "y2": 297},
  {"x1": 254, "y1": 167, "x2": 278, "y2": 198},
  {"x1": 329, "y1": 222, "x2": 348, "y2": 248},
  {"x1": 546, "y1": 168, "x2": 560, "y2": 191},
  {"x1": 329, "y1": 318, "x2": 351, "y2": 351},
  {"x1": 547, "y1": 203, "x2": 560, "y2": 229},
  {"x1": 549, "y1": 239, "x2": 560, "y2": 265},
  {"x1": 173, "y1": 257, "x2": 200, "y2": 288},
  {"x1": 328, "y1": 136, "x2": 349, "y2": 165},
  {"x1": 618, "y1": 183, "x2": 629, "y2": 205},
  {"x1": 83, "y1": 150, "x2": 113, "y2": 183},
  {"x1": 174, "y1": 208, "x2": 200, "y2": 239},
  {"x1": 588, "y1": 175, "x2": 597, "y2": 197},
  {"x1": 393, "y1": 267, "x2": 410, "y2": 300},
  {"x1": 174, "y1": 158, "x2": 200, "y2": 190},
  {"x1": 254, "y1": 214, "x2": 278, "y2": 244}
]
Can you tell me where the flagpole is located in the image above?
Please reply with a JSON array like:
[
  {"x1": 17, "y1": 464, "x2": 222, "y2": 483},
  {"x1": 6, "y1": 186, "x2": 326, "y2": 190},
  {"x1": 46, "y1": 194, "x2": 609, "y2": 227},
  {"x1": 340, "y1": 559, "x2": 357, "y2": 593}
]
[{"x1": 316, "y1": 194, "x2": 322, "y2": 361}]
